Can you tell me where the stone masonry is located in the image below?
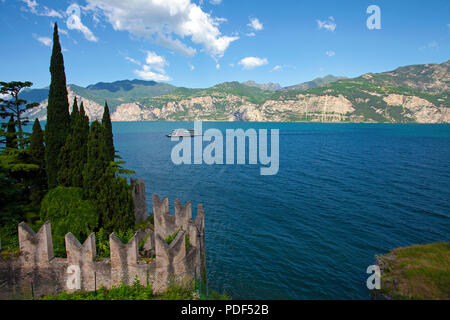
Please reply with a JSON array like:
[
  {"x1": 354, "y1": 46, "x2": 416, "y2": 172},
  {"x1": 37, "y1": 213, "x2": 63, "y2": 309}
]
[{"x1": 0, "y1": 183, "x2": 206, "y2": 300}]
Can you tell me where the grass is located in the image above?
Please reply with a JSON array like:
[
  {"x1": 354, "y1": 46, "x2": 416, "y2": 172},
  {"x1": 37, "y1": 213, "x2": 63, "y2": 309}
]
[
  {"x1": 165, "y1": 228, "x2": 181, "y2": 245},
  {"x1": 377, "y1": 242, "x2": 450, "y2": 300},
  {"x1": 39, "y1": 279, "x2": 231, "y2": 301}
]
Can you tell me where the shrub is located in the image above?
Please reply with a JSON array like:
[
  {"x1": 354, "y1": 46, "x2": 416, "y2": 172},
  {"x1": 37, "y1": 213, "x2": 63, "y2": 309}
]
[
  {"x1": 40, "y1": 187, "x2": 98, "y2": 257},
  {"x1": 165, "y1": 228, "x2": 180, "y2": 245}
]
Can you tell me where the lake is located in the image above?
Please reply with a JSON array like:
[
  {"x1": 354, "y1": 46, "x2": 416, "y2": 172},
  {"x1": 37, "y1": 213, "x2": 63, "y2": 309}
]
[{"x1": 113, "y1": 122, "x2": 450, "y2": 300}]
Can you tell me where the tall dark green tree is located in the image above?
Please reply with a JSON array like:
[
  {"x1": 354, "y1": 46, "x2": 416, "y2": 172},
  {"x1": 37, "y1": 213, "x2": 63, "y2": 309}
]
[
  {"x1": 102, "y1": 101, "x2": 115, "y2": 162},
  {"x1": 83, "y1": 121, "x2": 110, "y2": 201},
  {"x1": 79, "y1": 101, "x2": 89, "y2": 127},
  {"x1": 57, "y1": 102, "x2": 90, "y2": 188},
  {"x1": 5, "y1": 115, "x2": 17, "y2": 149},
  {"x1": 70, "y1": 101, "x2": 90, "y2": 188},
  {"x1": 45, "y1": 23, "x2": 71, "y2": 188},
  {"x1": 57, "y1": 134, "x2": 73, "y2": 187},
  {"x1": 29, "y1": 119, "x2": 47, "y2": 207},
  {"x1": 97, "y1": 172, "x2": 135, "y2": 233},
  {"x1": 0, "y1": 81, "x2": 39, "y2": 149},
  {"x1": 82, "y1": 121, "x2": 134, "y2": 233},
  {"x1": 70, "y1": 97, "x2": 79, "y2": 126}
]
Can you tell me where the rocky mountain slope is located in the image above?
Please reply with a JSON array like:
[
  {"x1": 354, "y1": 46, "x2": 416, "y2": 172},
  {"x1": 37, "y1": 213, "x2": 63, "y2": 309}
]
[
  {"x1": 24, "y1": 61, "x2": 449, "y2": 123},
  {"x1": 283, "y1": 75, "x2": 347, "y2": 91}
]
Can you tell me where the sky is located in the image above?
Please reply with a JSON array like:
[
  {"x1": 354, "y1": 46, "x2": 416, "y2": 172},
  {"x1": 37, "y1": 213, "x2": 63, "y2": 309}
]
[{"x1": 0, "y1": 0, "x2": 449, "y2": 89}]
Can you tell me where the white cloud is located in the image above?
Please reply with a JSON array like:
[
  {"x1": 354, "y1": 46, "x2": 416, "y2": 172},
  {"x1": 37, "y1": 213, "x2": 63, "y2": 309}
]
[
  {"x1": 216, "y1": 63, "x2": 220, "y2": 70},
  {"x1": 33, "y1": 34, "x2": 52, "y2": 47},
  {"x1": 248, "y1": 18, "x2": 263, "y2": 31},
  {"x1": 155, "y1": 35, "x2": 196, "y2": 57},
  {"x1": 209, "y1": 0, "x2": 222, "y2": 4},
  {"x1": 270, "y1": 64, "x2": 296, "y2": 72},
  {"x1": 271, "y1": 65, "x2": 282, "y2": 72},
  {"x1": 0, "y1": 93, "x2": 12, "y2": 101},
  {"x1": 22, "y1": 0, "x2": 38, "y2": 13},
  {"x1": 22, "y1": 0, "x2": 63, "y2": 18},
  {"x1": 326, "y1": 50, "x2": 335, "y2": 57},
  {"x1": 420, "y1": 40, "x2": 439, "y2": 51},
  {"x1": 43, "y1": 7, "x2": 62, "y2": 18},
  {"x1": 135, "y1": 69, "x2": 171, "y2": 81},
  {"x1": 66, "y1": 6, "x2": 98, "y2": 42},
  {"x1": 144, "y1": 51, "x2": 168, "y2": 73},
  {"x1": 125, "y1": 56, "x2": 141, "y2": 66},
  {"x1": 246, "y1": 32, "x2": 256, "y2": 37},
  {"x1": 85, "y1": 0, "x2": 238, "y2": 58},
  {"x1": 238, "y1": 57, "x2": 268, "y2": 70},
  {"x1": 189, "y1": 64, "x2": 195, "y2": 71},
  {"x1": 317, "y1": 16, "x2": 337, "y2": 32},
  {"x1": 134, "y1": 51, "x2": 171, "y2": 82}
]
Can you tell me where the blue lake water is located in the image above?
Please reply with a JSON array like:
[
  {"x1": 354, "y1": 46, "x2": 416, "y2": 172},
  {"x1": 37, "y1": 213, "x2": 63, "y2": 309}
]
[{"x1": 112, "y1": 122, "x2": 450, "y2": 300}]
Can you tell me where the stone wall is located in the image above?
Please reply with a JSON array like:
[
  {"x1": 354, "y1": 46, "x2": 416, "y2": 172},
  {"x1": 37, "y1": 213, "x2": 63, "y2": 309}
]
[
  {"x1": 0, "y1": 194, "x2": 206, "y2": 300},
  {"x1": 130, "y1": 178, "x2": 148, "y2": 224}
]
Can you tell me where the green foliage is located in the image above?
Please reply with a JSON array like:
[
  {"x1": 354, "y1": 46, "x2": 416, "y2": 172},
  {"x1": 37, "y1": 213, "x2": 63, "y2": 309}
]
[
  {"x1": 165, "y1": 228, "x2": 180, "y2": 245},
  {"x1": 97, "y1": 171, "x2": 135, "y2": 234},
  {"x1": 102, "y1": 102, "x2": 115, "y2": 162},
  {"x1": 41, "y1": 280, "x2": 154, "y2": 300},
  {"x1": 0, "y1": 81, "x2": 39, "y2": 149},
  {"x1": 70, "y1": 97, "x2": 79, "y2": 126},
  {"x1": 376, "y1": 242, "x2": 450, "y2": 300},
  {"x1": 83, "y1": 121, "x2": 110, "y2": 200},
  {"x1": 40, "y1": 278, "x2": 231, "y2": 300},
  {"x1": 5, "y1": 116, "x2": 17, "y2": 149},
  {"x1": 95, "y1": 228, "x2": 110, "y2": 259},
  {"x1": 56, "y1": 134, "x2": 73, "y2": 187},
  {"x1": 40, "y1": 187, "x2": 98, "y2": 257},
  {"x1": 0, "y1": 222, "x2": 19, "y2": 251},
  {"x1": 68, "y1": 101, "x2": 90, "y2": 187},
  {"x1": 69, "y1": 80, "x2": 177, "y2": 108},
  {"x1": 138, "y1": 235, "x2": 148, "y2": 251},
  {"x1": 28, "y1": 119, "x2": 47, "y2": 208},
  {"x1": 83, "y1": 121, "x2": 134, "y2": 235},
  {"x1": 45, "y1": 23, "x2": 71, "y2": 188},
  {"x1": 116, "y1": 228, "x2": 135, "y2": 244},
  {"x1": 185, "y1": 234, "x2": 190, "y2": 250},
  {"x1": 134, "y1": 216, "x2": 154, "y2": 231}
]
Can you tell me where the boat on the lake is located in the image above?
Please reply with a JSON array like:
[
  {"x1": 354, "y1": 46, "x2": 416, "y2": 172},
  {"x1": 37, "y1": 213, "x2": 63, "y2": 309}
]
[{"x1": 167, "y1": 129, "x2": 201, "y2": 138}]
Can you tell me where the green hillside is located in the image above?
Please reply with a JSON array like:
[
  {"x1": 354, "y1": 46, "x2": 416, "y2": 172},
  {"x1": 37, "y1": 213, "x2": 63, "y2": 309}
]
[
  {"x1": 20, "y1": 60, "x2": 450, "y2": 123},
  {"x1": 70, "y1": 80, "x2": 177, "y2": 107}
]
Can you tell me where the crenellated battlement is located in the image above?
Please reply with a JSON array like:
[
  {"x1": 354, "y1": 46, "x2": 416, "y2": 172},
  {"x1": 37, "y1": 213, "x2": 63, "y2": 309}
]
[
  {"x1": 131, "y1": 178, "x2": 148, "y2": 224},
  {"x1": 152, "y1": 195, "x2": 206, "y2": 294},
  {"x1": 18, "y1": 221, "x2": 54, "y2": 267},
  {"x1": 0, "y1": 186, "x2": 206, "y2": 299}
]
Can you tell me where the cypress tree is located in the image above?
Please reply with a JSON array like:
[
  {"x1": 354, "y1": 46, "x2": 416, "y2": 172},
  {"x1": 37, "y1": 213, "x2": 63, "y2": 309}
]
[
  {"x1": 70, "y1": 97, "x2": 79, "y2": 126},
  {"x1": 45, "y1": 23, "x2": 71, "y2": 188},
  {"x1": 29, "y1": 119, "x2": 45, "y2": 168},
  {"x1": 82, "y1": 121, "x2": 134, "y2": 233},
  {"x1": 29, "y1": 119, "x2": 47, "y2": 206},
  {"x1": 57, "y1": 134, "x2": 73, "y2": 187},
  {"x1": 83, "y1": 121, "x2": 110, "y2": 201},
  {"x1": 6, "y1": 115, "x2": 17, "y2": 149},
  {"x1": 98, "y1": 174, "x2": 135, "y2": 233},
  {"x1": 79, "y1": 101, "x2": 89, "y2": 124},
  {"x1": 69, "y1": 102, "x2": 90, "y2": 188},
  {"x1": 102, "y1": 101, "x2": 115, "y2": 162}
]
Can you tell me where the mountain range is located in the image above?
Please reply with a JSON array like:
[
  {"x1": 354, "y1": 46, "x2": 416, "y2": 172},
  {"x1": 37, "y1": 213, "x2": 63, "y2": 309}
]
[{"x1": 23, "y1": 60, "x2": 449, "y2": 123}]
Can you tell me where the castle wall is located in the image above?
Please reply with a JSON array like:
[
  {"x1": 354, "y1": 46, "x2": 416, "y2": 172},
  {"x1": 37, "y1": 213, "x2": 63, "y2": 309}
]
[
  {"x1": 0, "y1": 192, "x2": 206, "y2": 300},
  {"x1": 130, "y1": 178, "x2": 148, "y2": 224}
]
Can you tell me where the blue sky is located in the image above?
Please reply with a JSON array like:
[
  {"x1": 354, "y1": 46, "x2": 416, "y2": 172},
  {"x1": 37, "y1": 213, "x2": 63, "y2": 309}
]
[{"x1": 0, "y1": 0, "x2": 449, "y2": 89}]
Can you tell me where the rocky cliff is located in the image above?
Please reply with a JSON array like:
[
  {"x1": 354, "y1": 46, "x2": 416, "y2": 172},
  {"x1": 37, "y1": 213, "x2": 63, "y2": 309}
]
[{"x1": 24, "y1": 61, "x2": 449, "y2": 123}]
